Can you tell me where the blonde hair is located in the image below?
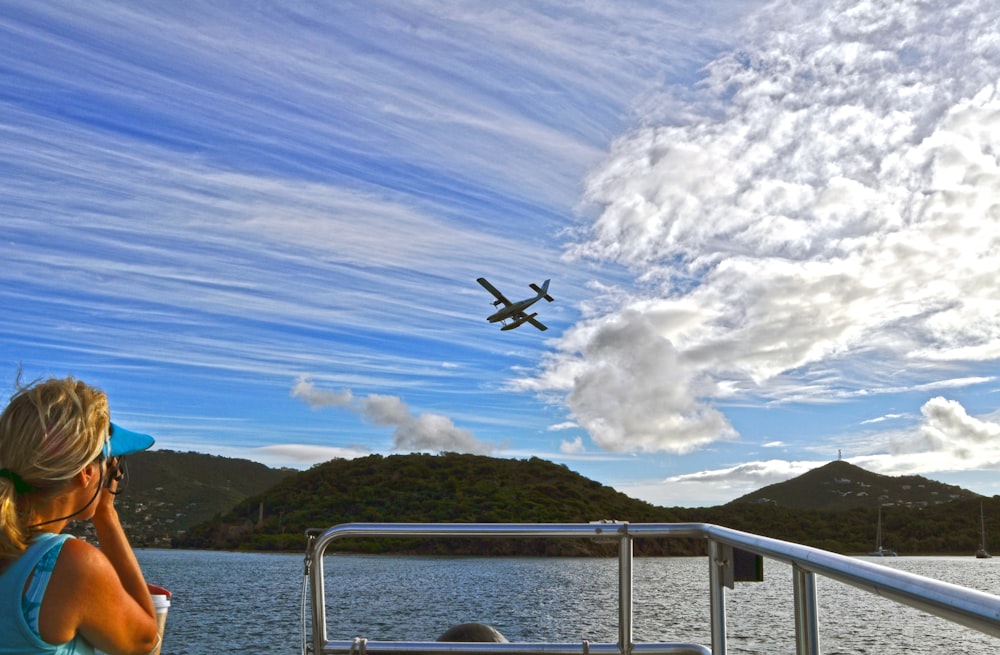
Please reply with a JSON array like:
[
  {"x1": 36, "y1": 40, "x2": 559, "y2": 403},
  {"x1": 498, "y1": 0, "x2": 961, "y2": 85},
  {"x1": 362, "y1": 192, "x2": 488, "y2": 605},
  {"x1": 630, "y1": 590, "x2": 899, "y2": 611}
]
[{"x1": 0, "y1": 376, "x2": 109, "y2": 558}]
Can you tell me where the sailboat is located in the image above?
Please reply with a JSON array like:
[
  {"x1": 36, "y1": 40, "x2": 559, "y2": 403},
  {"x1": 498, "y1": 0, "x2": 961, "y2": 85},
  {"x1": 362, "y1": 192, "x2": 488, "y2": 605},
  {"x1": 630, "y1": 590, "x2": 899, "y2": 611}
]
[
  {"x1": 975, "y1": 501, "x2": 991, "y2": 559},
  {"x1": 870, "y1": 506, "x2": 897, "y2": 556}
]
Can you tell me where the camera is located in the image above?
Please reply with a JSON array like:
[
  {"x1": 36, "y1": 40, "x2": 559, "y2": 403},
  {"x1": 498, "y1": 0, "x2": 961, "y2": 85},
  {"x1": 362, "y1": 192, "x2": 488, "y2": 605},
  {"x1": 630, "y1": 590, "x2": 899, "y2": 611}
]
[{"x1": 104, "y1": 456, "x2": 127, "y2": 493}]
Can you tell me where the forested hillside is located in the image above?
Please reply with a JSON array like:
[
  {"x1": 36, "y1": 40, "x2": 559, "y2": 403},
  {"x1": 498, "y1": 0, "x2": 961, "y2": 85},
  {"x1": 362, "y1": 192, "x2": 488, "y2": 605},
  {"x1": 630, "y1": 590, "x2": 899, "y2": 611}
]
[
  {"x1": 730, "y1": 460, "x2": 979, "y2": 510},
  {"x1": 686, "y1": 498, "x2": 996, "y2": 555},
  {"x1": 176, "y1": 453, "x2": 693, "y2": 555},
  {"x1": 175, "y1": 452, "x2": 998, "y2": 556},
  {"x1": 69, "y1": 449, "x2": 294, "y2": 546}
]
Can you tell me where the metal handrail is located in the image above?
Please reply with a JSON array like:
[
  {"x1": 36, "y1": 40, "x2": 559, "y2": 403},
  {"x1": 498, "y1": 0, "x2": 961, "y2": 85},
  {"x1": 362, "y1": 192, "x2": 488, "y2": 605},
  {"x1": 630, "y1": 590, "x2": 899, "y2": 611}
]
[{"x1": 304, "y1": 522, "x2": 1000, "y2": 655}]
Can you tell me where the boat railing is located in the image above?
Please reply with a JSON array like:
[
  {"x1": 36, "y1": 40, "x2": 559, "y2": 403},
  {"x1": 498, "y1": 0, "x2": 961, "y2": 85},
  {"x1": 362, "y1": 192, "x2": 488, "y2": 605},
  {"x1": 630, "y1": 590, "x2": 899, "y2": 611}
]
[{"x1": 303, "y1": 522, "x2": 1000, "y2": 655}]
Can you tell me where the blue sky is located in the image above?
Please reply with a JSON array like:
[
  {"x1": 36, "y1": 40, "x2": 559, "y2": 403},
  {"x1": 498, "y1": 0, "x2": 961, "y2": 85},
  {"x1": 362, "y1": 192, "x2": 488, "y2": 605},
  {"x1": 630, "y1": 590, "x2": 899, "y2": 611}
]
[{"x1": 4, "y1": 0, "x2": 1000, "y2": 507}]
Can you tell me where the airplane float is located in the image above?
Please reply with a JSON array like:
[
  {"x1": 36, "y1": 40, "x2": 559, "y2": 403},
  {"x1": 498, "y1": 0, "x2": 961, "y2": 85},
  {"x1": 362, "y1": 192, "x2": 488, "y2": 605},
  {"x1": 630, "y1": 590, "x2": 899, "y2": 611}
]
[{"x1": 476, "y1": 277, "x2": 554, "y2": 331}]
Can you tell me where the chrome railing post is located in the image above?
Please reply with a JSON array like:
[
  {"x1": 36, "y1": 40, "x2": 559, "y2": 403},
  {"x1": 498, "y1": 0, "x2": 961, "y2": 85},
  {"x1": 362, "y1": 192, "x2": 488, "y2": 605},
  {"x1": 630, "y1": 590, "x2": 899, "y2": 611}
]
[
  {"x1": 707, "y1": 540, "x2": 727, "y2": 655},
  {"x1": 619, "y1": 529, "x2": 634, "y2": 655},
  {"x1": 792, "y1": 565, "x2": 820, "y2": 655},
  {"x1": 305, "y1": 522, "x2": 1000, "y2": 655},
  {"x1": 307, "y1": 533, "x2": 327, "y2": 655}
]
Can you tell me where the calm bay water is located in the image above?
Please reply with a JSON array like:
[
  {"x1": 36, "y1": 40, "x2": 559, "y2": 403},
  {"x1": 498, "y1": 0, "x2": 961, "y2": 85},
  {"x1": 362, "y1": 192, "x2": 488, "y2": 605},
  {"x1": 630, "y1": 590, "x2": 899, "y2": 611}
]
[{"x1": 136, "y1": 550, "x2": 1000, "y2": 655}]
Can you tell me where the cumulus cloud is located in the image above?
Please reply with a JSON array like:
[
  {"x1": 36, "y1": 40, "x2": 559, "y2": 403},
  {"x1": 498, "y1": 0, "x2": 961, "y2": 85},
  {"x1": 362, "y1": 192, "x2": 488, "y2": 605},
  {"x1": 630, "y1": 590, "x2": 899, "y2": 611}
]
[
  {"x1": 894, "y1": 396, "x2": 1000, "y2": 462},
  {"x1": 290, "y1": 379, "x2": 354, "y2": 407},
  {"x1": 531, "y1": 309, "x2": 736, "y2": 453},
  {"x1": 559, "y1": 436, "x2": 585, "y2": 454},
  {"x1": 291, "y1": 376, "x2": 495, "y2": 455},
  {"x1": 527, "y1": 0, "x2": 1000, "y2": 455},
  {"x1": 646, "y1": 397, "x2": 1000, "y2": 505}
]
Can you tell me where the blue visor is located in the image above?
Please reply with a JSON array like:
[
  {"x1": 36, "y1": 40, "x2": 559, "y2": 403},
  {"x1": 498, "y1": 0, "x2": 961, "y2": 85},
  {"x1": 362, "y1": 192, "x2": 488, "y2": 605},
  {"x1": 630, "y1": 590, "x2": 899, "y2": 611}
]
[{"x1": 108, "y1": 422, "x2": 155, "y2": 457}]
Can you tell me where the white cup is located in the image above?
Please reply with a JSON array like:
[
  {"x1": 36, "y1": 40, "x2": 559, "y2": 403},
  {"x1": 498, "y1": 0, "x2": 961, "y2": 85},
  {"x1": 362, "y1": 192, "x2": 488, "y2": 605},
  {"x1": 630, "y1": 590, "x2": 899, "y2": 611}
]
[{"x1": 150, "y1": 594, "x2": 170, "y2": 655}]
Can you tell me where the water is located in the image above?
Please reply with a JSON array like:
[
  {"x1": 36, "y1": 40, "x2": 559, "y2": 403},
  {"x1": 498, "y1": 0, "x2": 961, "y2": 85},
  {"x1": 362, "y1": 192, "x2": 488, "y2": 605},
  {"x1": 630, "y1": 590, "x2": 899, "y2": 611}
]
[
  {"x1": 137, "y1": 549, "x2": 305, "y2": 653},
  {"x1": 136, "y1": 551, "x2": 1000, "y2": 655}
]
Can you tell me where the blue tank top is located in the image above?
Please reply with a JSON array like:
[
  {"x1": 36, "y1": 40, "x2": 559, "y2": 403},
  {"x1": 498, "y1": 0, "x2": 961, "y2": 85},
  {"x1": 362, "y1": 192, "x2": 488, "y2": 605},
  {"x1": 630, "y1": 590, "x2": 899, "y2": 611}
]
[{"x1": 0, "y1": 532, "x2": 94, "y2": 655}]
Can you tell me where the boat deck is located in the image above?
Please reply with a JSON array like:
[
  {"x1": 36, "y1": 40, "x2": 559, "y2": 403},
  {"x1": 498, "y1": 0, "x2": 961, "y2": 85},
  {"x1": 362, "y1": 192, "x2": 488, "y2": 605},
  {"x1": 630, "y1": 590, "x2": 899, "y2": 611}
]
[{"x1": 302, "y1": 522, "x2": 1000, "y2": 655}]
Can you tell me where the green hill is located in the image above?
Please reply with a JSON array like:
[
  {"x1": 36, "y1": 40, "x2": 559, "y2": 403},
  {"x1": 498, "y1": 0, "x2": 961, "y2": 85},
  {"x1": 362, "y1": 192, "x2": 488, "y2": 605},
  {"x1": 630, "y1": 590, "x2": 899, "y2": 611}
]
[
  {"x1": 729, "y1": 460, "x2": 979, "y2": 510},
  {"x1": 70, "y1": 449, "x2": 295, "y2": 546},
  {"x1": 685, "y1": 495, "x2": 999, "y2": 555},
  {"x1": 688, "y1": 460, "x2": 991, "y2": 553},
  {"x1": 175, "y1": 453, "x2": 998, "y2": 556},
  {"x1": 175, "y1": 453, "x2": 691, "y2": 555},
  {"x1": 64, "y1": 449, "x2": 998, "y2": 556}
]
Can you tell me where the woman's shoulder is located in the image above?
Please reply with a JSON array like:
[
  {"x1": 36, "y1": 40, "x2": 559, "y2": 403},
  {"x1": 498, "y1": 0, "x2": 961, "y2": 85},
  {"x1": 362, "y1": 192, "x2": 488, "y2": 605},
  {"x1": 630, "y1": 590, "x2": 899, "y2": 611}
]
[
  {"x1": 55, "y1": 537, "x2": 112, "y2": 584},
  {"x1": 29, "y1": 531, "x2": 74, "y2": 549},
  {"x1": 39, "y1": 536, "x2": 119, "y2": 641}
]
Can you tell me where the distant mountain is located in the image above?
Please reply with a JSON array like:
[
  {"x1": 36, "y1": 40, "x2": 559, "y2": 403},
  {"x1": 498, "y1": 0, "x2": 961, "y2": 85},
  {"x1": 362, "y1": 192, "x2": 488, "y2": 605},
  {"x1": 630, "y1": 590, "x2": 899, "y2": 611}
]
[
  {"x1": 175, "y1": 452, "x2": 690, "y2": 555},
  {"x1": 64, "y1": 450, "x2": 997, "y2": 555},
  {"x1": 174, "y1": 452, "x2": 999, "y2": 555},
  {"x1": 69, "y1": 449, "x2": 295, "y2": 546},
  {"x1": 728, "y1": 460, "x2": 981, "y2": 511}
]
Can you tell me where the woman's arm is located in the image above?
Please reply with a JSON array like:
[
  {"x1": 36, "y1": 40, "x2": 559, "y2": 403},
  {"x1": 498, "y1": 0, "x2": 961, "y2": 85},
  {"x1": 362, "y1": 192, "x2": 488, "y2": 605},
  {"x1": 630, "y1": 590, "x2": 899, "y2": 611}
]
[
  {"x1": 40, "y1": 482, "x2": 159, "y2": 655},
  {"x1": 89, "y1": 482, "x2": 157, "y2": 620}
]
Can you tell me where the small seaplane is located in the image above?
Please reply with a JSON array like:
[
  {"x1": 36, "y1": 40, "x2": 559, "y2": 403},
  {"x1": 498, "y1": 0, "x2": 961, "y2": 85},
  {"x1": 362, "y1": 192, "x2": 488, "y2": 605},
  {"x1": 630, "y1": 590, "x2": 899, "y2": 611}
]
[{"x1": 477, "y1": 277, "x2": 554, "y2": 331}]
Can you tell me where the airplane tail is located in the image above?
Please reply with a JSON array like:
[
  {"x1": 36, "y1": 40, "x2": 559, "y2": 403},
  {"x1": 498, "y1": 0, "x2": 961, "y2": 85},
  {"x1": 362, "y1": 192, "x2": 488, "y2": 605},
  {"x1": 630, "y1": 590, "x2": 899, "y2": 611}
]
[{"x1": 529, "y1": 279, "x2": 554, "y2": 302}]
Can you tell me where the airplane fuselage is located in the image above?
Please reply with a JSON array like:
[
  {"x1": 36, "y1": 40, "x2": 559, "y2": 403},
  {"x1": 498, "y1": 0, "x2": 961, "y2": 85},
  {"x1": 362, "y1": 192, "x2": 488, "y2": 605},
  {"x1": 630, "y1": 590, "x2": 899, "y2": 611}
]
[
  {"x1": 477, "y1": 277, "x2": 553, "y2": 332},
  {"x1": 487, "y1": 297, "x2": 541, "y2": 323}
]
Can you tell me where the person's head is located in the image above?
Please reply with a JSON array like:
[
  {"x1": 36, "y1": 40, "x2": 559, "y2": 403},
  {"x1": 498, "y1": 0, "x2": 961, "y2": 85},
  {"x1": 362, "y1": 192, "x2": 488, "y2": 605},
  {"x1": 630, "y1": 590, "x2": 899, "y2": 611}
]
[{"x1": 0, "y1": 376, "x2": 152, "y2": 558}]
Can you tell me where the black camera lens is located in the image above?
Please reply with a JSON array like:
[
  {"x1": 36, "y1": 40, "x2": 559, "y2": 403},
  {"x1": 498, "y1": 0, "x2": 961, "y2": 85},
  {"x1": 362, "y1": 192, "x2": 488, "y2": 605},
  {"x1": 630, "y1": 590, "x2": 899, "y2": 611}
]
[{"x1": 105, "y1": 457, "x2": 127, "y2": 493}]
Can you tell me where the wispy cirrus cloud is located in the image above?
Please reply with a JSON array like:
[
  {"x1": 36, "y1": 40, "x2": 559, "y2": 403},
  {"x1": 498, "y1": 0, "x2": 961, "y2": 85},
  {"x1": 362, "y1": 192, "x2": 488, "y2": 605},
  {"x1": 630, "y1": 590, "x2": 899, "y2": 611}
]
[
  {"x1": 7, "y1": 0, "x2": 1000, "y2": 507},
  {"x1": 523, "y1": 0, "x2": 1000, "y2": 458}
]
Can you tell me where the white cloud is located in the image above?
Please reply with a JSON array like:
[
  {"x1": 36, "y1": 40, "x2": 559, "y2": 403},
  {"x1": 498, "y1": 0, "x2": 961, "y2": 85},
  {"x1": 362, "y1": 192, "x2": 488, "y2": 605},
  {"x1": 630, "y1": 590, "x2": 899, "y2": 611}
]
[
  {"x1": 668, "y1": 459, "x2": 824, "y2": 486},
  {"x1": 291, "y1": 377, "x2": 354, "y2": 408},
  {"x1": 521, "y1": 309, "x2": 736, "y2": 452},
  {"x1": 860, "y1": 413, "x2": 906, "y2": 425},
  {"x1": 921, "y1": 397, "x2": 1000, "y2": 446},
  {"x1": 256, "y1": 444, "x2": 369, "y2": 464},
  {"x1": 291, "y1": 376, "x2": 495, "y2": 455},
  {"x1": 629, "y1": 397, "x2": 1000, "y2": 506},
  {"x1": 548, "y1": 422, "x2": 579, "y2": 431},
  {"x1": 525, "y1": 0, "x2": 1000, "y2": 456},
  {"x1": 890, "y1": 396, "x2": 1000, "y2": 463},
  {"x1": 616, "y1": 458, "x2": 826, "y2": 507},
  {"x1": 559, "y1": 436, "x2": 585, "y2": 454},
  {"x1": 813, "y1": 397, "x2": 1000, "y2": 473}
]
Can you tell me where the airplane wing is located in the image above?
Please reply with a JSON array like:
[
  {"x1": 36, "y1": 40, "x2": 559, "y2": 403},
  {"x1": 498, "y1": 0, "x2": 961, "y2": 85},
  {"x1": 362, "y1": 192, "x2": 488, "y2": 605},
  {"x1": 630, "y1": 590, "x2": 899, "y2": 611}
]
[
  {"x1": 476, "y1": 277, "x2": 511, "y2": 306},
  {"x1": 500, "y1": 311, "x2": 548, "y2": 332},
  {"x1": 527, "y1": 316, "x2": 548, "y2": 331}
]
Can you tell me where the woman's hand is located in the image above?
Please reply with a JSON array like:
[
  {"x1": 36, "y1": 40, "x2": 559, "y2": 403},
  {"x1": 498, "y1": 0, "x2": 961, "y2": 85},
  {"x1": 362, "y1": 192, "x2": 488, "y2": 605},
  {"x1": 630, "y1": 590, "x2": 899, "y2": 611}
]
[
  {"x1": 147, "y1": 583, "x2": 171, "y2": 598},
  {"x1": 92, "y1": 458, "x2": 122, "y2": 524}
]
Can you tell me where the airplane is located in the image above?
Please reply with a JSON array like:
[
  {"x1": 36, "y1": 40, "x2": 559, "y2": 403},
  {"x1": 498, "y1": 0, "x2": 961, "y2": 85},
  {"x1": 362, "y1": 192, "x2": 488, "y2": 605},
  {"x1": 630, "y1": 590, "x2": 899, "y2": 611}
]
[{"x1": 476, "y1": 277, "x2": 554, "y2": 331}]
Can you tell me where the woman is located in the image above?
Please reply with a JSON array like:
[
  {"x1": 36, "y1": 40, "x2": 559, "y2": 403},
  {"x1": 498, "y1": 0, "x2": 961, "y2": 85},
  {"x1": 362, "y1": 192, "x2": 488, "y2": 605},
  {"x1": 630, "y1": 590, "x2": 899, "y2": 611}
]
[{"x1": 0, "y1": 377, "x2": 161, "y2": 655}]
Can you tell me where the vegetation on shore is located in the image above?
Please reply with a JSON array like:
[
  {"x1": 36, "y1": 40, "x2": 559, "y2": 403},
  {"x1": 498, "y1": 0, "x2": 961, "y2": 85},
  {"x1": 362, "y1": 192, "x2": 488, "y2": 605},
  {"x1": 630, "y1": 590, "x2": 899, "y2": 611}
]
[
  {"x1": 176, "y1": 453, "x2": 691, "y2": 555},
  {"x1": 69, "y1": 450, "x2": 294, "y2": 547},
  {"x1": 169, "y1": 452, "x2": 998, "y2": 556}
]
